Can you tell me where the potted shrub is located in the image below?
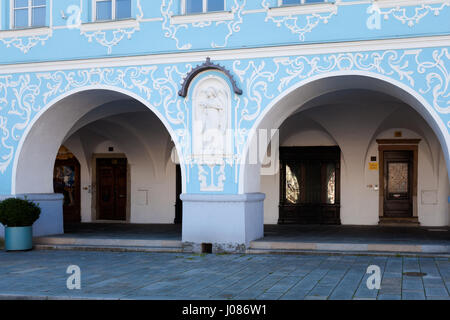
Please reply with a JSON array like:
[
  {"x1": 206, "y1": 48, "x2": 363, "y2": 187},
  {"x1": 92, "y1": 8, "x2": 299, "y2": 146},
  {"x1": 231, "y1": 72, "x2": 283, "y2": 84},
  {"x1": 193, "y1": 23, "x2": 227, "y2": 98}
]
[{"x1": 0, "y1": 198, "x2": 41, "y2": 251}]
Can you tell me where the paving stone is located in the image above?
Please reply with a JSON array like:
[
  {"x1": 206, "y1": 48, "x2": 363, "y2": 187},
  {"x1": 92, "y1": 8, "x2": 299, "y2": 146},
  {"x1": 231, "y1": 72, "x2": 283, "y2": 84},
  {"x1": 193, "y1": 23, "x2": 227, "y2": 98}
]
[
  {"x1": 402, "y1": 290, "x2": 425, "y2": 300},
  {"x1": 426, "y1": 296, "x2": 450, "y2": 300},
  {"x1": 0, "y1": 250, "x2": 449, "y2": 300},
  {"x1": 256, "y1": 292, "x2": 284, "y2": 300},
  {"x1": 380, "y1": 277, "x2": 402, "y2": 294},
  {"x1": 308, "y1": 285, "x2": 335, "y2": 298},
  {"x1": 304, "y1": 295, "x2": 327, "y2": 300},
  {"x1": 422, "y1": 277, "x2": 445, "y2": 287},
  {"x1": 425, "y1": 287, "x2": 449, "y2": 297},
  {"x1": 279, "y1": 290, "x2": 309, "y2": 300},
  {"x1": 266, "y1": 276, "x2": 301, "y2": 293},
  {"x1": 378, "y1": 294, "x2": 401, "y2": 300},
  {"x1": 402, "y1": 278, "x2": 424, "y2": 291}
]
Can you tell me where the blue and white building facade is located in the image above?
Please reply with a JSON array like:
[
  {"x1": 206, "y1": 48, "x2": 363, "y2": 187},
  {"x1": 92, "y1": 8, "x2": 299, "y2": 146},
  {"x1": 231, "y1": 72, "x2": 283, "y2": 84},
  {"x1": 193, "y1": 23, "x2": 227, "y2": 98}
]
[{"x1": 0, "y1": 0, "x2": 449, "y2": 251}]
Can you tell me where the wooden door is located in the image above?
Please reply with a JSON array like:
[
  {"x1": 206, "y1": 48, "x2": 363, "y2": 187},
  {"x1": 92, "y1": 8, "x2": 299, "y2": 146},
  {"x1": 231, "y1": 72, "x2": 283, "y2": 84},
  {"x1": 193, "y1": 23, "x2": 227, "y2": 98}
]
[
  {"x1": 97, "y1": 158, "x2": 127, "y2": 221},
  {"x1": 53, "y1": 158, "x2": 81, "y2": 223},
  {"x1": 279, "y1": 147, "x2": 341, "y2": 225},
  {"x1": 383, "y1": 151, "x2": 413, "y2": 217}
]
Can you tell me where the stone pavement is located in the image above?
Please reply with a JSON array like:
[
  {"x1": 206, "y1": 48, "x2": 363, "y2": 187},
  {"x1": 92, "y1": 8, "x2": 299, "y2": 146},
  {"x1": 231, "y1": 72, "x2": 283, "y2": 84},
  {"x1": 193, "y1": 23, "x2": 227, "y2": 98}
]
[{"x1": 0, "y1": 250, "x2": 449, "y2": 300}]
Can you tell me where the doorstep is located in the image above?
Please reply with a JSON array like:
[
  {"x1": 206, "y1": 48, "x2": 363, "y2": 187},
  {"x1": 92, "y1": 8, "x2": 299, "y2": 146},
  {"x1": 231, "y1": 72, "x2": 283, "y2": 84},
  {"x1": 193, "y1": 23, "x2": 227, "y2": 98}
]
[
  {"x1": 247, "y1": 240, "x2": 450, "y2": 255},
  {"x1": 378, "y1": 217, "x2": 420, "y2": 227},
  {"x1": 34, "y1": 236, "x2": 184, "y2": 253}
]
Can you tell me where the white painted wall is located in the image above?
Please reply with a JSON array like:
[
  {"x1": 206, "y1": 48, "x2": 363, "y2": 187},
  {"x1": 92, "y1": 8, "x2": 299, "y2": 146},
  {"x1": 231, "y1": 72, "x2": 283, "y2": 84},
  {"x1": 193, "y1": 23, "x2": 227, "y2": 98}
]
[
  {"x1": 261, "y1": 91, "x2": 449, "y2": 227},
  {"x1": 63, "y1": 110, "x2": 178, "y2": 224}
]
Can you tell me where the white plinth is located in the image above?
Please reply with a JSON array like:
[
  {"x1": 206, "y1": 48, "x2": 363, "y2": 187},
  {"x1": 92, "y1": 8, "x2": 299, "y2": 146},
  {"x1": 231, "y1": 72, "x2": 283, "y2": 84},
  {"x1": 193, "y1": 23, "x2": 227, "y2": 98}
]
[
  {"x1": 181, "y1": 193, "x2": 265, "y2": 253},
  {"x1": 0, "y1": 193, "x2": 64, "y2": 238}
]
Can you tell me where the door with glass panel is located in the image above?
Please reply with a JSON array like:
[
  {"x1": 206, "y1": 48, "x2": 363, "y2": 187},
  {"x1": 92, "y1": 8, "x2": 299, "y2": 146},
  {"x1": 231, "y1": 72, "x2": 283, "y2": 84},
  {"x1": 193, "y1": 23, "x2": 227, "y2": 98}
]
[
  {"x1": 54, "y1": 157, "x2": 81, "y2": 224},
  {"x1": 279, "y1": 147, "x2": 341, "y2": 224},
  {"x1": 383, "y1": 151, "x2": 413, "y2": 217}
]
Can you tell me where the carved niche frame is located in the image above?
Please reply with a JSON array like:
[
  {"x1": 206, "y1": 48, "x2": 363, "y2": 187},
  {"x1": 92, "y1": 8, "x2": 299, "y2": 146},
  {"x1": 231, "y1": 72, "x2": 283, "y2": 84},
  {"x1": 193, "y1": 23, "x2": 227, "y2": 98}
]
[{"x1": 179, "y1": 57, "x2": 243, "y2": 164}]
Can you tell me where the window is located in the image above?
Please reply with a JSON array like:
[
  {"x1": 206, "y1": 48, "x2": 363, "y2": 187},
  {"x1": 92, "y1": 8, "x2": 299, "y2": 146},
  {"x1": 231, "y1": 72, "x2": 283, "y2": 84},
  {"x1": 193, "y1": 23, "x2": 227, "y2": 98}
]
[
  {"x1": 13, "y1": 0, "x2": 46, "y2": 29},
  {"x1": 94, "y1": 0, "x2": 131, "y2": 21},
  {"x1": 281, "y1": 0, "x2": 328, "y2": 5},
  {"x1": 184, "y1": 0, "x2": 225, "y2": 14}
]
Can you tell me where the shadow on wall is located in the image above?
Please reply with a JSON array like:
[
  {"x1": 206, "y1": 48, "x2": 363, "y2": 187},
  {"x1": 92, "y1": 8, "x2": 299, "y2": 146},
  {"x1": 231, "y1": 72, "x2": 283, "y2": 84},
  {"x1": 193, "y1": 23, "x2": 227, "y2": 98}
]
[{"x1": 0, "y1": 237, "x2": 4, "y2": 250}]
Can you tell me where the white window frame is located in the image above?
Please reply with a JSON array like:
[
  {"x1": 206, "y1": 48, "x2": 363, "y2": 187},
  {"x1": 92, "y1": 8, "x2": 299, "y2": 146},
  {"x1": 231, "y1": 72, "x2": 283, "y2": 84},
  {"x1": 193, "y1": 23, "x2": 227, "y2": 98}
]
[
  {"x1": 10, "y1": 0, "x2": 47, "y2": 29},
  {"x1": 181, "y1": 0, "x2": 226, "y2": 15},
  {"x1": 92, "y1": 0, "x2": 132, "y2": 22},
  {"x1": 279, "y1": 0, "x2": 329, "y2": 5}
]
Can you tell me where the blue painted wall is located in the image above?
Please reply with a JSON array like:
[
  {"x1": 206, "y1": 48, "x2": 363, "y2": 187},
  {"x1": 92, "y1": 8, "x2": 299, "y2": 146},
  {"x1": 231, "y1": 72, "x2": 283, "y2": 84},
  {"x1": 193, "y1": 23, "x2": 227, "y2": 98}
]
[
  {"x1": 0, "y1": 46, "x2": 448, "y2": 194},
  {"x1": 0, "y1": 1, "x2": 448, "y2": 64},
  {"x1": 0, "y1": 0, "x2": 449, "y2": 196}
]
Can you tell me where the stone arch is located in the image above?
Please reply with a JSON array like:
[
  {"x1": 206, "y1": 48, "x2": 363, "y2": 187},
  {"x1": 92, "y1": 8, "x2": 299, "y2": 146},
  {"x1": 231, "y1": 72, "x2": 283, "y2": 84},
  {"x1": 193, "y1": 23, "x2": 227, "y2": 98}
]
[
  {"x1": 240, "y1": 71, "x2": 450, "y2": 194},
  {"x1": 12, "y1": 86, "x2": 186, "y2": 195}
]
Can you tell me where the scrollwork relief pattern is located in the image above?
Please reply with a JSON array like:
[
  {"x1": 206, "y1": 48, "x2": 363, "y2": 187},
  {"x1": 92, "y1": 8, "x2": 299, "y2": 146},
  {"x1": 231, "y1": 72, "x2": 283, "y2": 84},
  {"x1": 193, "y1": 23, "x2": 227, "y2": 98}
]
[
  {"x1": 161, "y1": 0, "x2": 246, "y2": 50},
  {"x1": 378, "y1": 1, "x2": 450, "y2": 27},
  {"x1": 416, "y1": 48, "x2": 449, "y2": 114},
  {"x1": 0, "y1": 31, "x2": 53, "y2": 54},
  {"x1": 0, "y1": 47, "x2": 448, "y2": 192},
  {"x1": 80, "y1": 0, "x2": 144, "y2": 54},
  {"x1": 0, "y1": 65, "x2": 190, "y2": 176},
  {"x1": 232, "y1": 48, "x2": 450, "y2": 157},
  {"x1": 261, "y1": 0, "x2": 338, "y2": 42}
]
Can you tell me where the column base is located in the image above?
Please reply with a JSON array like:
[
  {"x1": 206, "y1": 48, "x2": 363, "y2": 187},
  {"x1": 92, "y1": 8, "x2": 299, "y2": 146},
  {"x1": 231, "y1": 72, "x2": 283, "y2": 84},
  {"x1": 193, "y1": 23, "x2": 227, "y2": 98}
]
[
  {"x1": 0, "y1": 194, "x2": 64, "y2": 238},
  {"x1": 180, "y1": 193, "x2": 265, "y2": 253}
]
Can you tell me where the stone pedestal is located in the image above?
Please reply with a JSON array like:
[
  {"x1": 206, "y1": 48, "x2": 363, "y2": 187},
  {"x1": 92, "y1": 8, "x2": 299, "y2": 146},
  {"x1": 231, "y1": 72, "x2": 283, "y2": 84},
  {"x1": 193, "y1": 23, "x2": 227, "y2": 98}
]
[
  {"x1": 0, "y1": 193, "x2": 64, "y2": 238},
  {"x1": 181, "y1": 193, "x2": 265, "y2": 253}
]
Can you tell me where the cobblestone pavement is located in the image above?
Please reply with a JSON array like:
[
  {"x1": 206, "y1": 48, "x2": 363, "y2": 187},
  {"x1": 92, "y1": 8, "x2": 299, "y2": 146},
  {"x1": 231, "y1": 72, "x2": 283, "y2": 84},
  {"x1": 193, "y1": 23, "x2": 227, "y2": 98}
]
[{"x1": 0, "y1": 250, "x2": 449, "y2": 300}]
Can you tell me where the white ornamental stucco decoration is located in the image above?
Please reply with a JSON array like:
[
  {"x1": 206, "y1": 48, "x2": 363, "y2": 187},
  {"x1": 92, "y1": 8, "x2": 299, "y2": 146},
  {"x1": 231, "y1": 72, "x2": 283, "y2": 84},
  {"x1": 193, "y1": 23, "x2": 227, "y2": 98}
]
[
  {"x1": 0, "y1": 47, "x2": 449, "y2": 193},
  {"x1": 0, "y1": 65, "x2": 191, "y2": 176},
  {"x1": 198, "y1": 164, "x2": 226, "y2": 192},
  {"x1": 377, "y1": 0, "x2": 450, "y2": 27},
  {"x1": 0, "y1": 115, "x2": 14, "y2": 174},
  {"x1": 192, "y1": 75, "x2": 232, "y2": 192},
  {"x1": 417, "y1": 48, "x2": 450, "y2": 115},
  {"x1": 231, "y1": 48, "x2": 450, "y2": 159},
  {"x1": 261, "y1": 0, "x2": 338, "y2": 42},
  {"x1": 0, "y1": 29, "x2": 53, "y2": 54},
  {"x1": 193, "y1": 78, "x2": 231, "y2": 160},
  {"x1": 80, "y1": 0, "x2": 144, "y2": 54},
  {"x1": 161, "y1": 0, "x2": 246, "y2": 50}
]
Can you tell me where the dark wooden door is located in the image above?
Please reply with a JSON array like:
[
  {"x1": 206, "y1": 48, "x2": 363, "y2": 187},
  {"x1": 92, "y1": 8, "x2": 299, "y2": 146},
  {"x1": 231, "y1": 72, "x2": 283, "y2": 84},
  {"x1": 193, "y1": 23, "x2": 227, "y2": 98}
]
[
  {"x1": 279, "y1": 147, "x2": 341, "y2": 225},
  {"x1": 97, "y1": 158, "x2": 127, "y2": 221},
  {"x1": 53, "y1": 158, "x2": 81, "y2": 223},
  {"x1": 174, "y1": 164, "x2": 182, "y2": 224},
  {"x1": 383, "y1": 151, "x2": 413, "y2": 217}
]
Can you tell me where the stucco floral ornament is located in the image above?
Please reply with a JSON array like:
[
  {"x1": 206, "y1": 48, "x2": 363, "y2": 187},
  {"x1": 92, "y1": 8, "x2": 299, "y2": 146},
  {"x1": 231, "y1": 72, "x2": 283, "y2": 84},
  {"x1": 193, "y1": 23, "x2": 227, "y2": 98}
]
[
  {"x1": 161, "y1": 0, "x2": 247, "y2": 50},
  {"x1": 0, "y1": 30, "x2": 53, "y2": 54},
  {"x1": 377, "y1": 0, "x2": 450, "y2": 27},
  {"x1": 417, "y1": 48, "x2": 450, "y2": 114},
  {"x1": 261, "y1": 0, "x2": 339, "y2": 42}
]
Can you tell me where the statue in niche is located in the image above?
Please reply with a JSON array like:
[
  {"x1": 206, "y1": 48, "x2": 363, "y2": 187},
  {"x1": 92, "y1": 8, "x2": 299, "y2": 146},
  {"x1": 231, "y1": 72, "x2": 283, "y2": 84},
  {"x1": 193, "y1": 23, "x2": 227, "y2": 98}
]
[{"x1": 197, "y1": 85, "x2": 228, "y2": 157}]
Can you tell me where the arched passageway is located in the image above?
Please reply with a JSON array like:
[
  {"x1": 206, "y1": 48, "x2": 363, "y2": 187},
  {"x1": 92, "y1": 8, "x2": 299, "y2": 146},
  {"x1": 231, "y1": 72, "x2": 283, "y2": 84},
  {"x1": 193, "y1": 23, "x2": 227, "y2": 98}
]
[
  {"x1": 11, "y1": 89, "x2": 184, "y2": 237},
  {"x1": 241, "y1": 73, "x2": 450, "y2": 194},
  {"x1": 240, "y1": 74, "x2": 449, "y2": 235}
]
